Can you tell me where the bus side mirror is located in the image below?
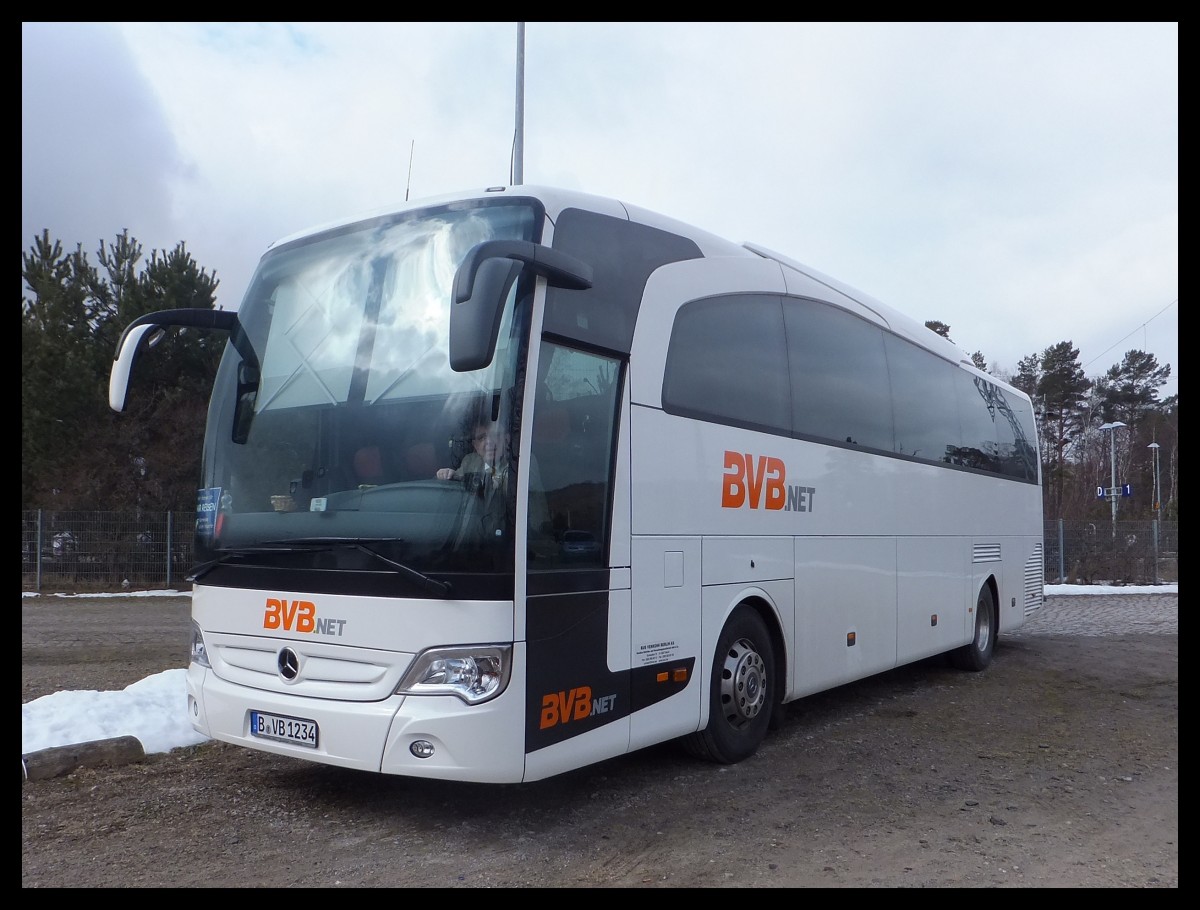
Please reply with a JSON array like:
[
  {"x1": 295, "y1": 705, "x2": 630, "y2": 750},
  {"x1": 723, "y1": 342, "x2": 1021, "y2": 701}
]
[
  {"x1": 110, "y1": 322, "x2": 164, "y2": 412},
  {"x1": 109, "y1": 308, "x2": 245, "y2": 412},
  {"x1": 449, "y1": 240, "x2": 593, "y2": 372},
  {"x1": 449, "y1": 257, "x2": 523, "y2": 373}
]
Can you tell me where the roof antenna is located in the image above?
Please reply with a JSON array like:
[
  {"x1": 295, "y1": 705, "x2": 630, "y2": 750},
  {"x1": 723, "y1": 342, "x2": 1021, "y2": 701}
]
[{"x1": 405, "y1": 139, "x2": 415, "y2": 201}]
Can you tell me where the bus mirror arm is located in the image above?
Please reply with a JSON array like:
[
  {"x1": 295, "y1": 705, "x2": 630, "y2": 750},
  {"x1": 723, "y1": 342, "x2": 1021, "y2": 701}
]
[
  {"x1": 109, "y1": 308, "x2": 254, "y2": 413},
  {"x1": 452, "y1": 240, "x2": 593, "y2": 305},
  {"x1": 449, "y1": 240, "x2": 593, "y2": 373}
]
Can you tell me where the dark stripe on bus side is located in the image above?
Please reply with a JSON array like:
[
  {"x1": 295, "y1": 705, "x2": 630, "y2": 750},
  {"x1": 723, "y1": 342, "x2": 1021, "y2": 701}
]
[
  {"x1": 523, "y1": 574, "x2": 698, "y2": 753},
  {"x1": 525, "y1": 588, "x2": 628, "y2": 752}
]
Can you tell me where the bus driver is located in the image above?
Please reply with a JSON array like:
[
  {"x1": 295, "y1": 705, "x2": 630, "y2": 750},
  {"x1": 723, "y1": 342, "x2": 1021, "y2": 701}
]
[{"x1": 437, "y1": 421, "x2": 507, "y2": 486}]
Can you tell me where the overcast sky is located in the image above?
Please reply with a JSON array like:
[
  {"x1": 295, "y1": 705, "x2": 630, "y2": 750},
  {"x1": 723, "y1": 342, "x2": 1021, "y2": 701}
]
[{"x1": 22, "y1": 22, "x2": 1178, "y2": 399}]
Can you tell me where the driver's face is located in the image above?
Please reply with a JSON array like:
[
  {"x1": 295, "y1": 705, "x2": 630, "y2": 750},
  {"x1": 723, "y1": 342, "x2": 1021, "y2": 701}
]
[{"x1": 473, "y1": 426, "x2": 502, "y2": 462}]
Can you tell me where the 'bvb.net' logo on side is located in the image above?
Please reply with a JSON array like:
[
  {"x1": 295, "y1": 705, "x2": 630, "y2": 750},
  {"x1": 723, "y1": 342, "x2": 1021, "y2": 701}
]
[{"x1": 721, "y1": 451, "x2": 816, "y2": 513}]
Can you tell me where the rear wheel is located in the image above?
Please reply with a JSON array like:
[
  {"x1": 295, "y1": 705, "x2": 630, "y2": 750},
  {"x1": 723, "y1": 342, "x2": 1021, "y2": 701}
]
[
  {"x1": 683, "y1": 606, "x2": 775, "y2": 763},
  {"x1": 951, "y1": 584, "x2": 996, "y2": 671}
]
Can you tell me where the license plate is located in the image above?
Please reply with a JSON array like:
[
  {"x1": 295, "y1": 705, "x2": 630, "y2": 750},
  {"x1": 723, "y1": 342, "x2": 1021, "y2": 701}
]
[{"x1": 250, "y1": 710, "x2": 318, "y2": 748}]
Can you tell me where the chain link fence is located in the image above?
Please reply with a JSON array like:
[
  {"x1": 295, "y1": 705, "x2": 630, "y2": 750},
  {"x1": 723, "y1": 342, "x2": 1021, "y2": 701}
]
[
  {"x1": 1043, "y1": 518, "x2": 1177, "y2": 586},
  {"x1": 21, "y1": 509, "x2": 1178, "y2": 593},
  {"x1": 22, "y1": 510, "x2": 195, "y2": 594}
]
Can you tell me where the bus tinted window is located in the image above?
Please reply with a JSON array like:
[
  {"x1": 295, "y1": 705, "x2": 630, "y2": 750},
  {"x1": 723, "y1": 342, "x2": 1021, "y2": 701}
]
[
  {"x1": 545, "y1": 209, "x2": 702, "y2": 355},
  {"x1": 956, "y1": 374, "x2": 1003, "y2": 474},
  {"x1": 662, "y1": 292, "x2": 1035, "y2": 484},
  {"x1": 965, "y1": 377, "x2": 1039, "y2": 481},
  {"x1": 1001, "y1": 389, "x2": 1039, "y2": 481},
  {"x1": 529, "y1": 342, "x2": 621, "y2": 568},
  {"x1": 663, "y1": 295, "x2": 790, "y2": 434},
  {"x1": 884, "y1": 333, "x2": 961, "y2": 463},
  {"x1": 783, "y1": 298, "x2": 893, "y2": 451}
]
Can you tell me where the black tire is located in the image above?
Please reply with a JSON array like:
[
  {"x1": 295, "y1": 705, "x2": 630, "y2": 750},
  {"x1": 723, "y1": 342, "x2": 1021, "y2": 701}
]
[
  {"x1": 682, "y1": 606, "x2": 775, "y2": 764},
  {"x1": 950, "y1": 584, "x2": 996, "y2": 671}
]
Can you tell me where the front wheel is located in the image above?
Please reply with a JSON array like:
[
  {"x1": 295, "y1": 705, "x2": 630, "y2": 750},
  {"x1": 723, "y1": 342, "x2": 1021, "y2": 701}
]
[
  {"x1": 682, "y1": 606, "x2": 775, "y2": 764},
  {"x1": 950, "y1": 584, "x2": 996, "y2": 671}
]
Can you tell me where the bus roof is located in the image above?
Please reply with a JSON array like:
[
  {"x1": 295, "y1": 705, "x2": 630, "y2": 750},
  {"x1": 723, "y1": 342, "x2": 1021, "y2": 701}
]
[{"x1": 263, "y1": 184, "x2": 1025, "y2": 400}]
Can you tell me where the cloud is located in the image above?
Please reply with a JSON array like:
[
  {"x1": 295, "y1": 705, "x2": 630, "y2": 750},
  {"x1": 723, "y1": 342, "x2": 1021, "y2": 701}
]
[
  {"x1": 22, "y1": 23, "x2": 188, "y2": 259},
  {"x1": 21, "y1": 22, "x2": 1177, "y2": 397}
]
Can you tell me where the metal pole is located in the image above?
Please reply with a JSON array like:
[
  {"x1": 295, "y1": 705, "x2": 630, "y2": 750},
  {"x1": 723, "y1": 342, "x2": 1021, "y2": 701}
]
[
  {"x1": 1151, "y1": 518, "x2": 1159, "y2": 585},
  {"x1": 1058, "y1": 518, "x2": 1065, "y2": 585},
  {"x1": 1099, "y1": 421, "x2": 1125, "y2": 540},
  {"x1": 36, "y1": 508, "x2": 43, "y2": 592},
  {"x1": 1149, "y1": 442, "x2": 1161, "y2": 519},
  {"x1": 166, "y1": 510, "x2": 173, "y2": 589},
  {"x1": 1148, "y1": 442, "x2": 1161, "y2": 585},
  {"x1": 514, "y1": 22, "x2": 525, "y2": 186},
  {"x1": 1109, "y1": 431, "x2": 1117, "y2": 538}
]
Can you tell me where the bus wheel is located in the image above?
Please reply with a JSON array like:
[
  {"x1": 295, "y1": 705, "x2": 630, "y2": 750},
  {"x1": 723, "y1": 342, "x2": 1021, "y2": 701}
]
[
  {"x1": 683, "y1": 607, "x2": 774, "y2": 764},
  {"x1": 951, "y1": 584, "x2": 996, "y2": 672}
]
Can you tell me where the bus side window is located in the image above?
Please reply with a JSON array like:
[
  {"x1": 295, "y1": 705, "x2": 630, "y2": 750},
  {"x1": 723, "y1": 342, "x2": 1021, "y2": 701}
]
[{"x1": 530, "y1": 342, "x2": 620, "y2": 567}]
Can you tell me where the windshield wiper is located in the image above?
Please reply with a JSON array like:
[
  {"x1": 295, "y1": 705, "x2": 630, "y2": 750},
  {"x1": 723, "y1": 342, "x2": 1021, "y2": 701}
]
[
  {"x1": 187, "y1": 546, "x2": 301, "y2": 581},
  {"x1": 189, "y1": 538, "x2": 452, "y2": 597},
  {"x1": 344, "y1": 539, "x2": 453, "y2": 598},
  {"x1": 189, "y1": 542, "x2": 347, "y2": 582}
]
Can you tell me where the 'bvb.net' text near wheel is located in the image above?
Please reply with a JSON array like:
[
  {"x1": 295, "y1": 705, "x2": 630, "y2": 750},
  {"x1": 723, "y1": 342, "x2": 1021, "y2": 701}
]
[
  {"x1": 682, "y1": 606, "x2": 775, "y2": 764},
  {"x1": 951, "y1": 584, "x2": 996, "y2": 672}
]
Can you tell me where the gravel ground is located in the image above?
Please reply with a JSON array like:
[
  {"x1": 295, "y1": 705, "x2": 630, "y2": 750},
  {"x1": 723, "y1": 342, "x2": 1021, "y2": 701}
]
[{"x1": 22, "y1": 593, "x2": 1178, "y2": 888}]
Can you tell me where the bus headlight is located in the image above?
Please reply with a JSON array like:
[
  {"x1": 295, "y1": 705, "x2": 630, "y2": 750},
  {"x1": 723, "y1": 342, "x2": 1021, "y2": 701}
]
[
  {"x1": 190, "y1": 620, "x2": 211, "y2": 668},
  {"x1": 397, "y1": 645, "x2": 512, "y2": 704}
]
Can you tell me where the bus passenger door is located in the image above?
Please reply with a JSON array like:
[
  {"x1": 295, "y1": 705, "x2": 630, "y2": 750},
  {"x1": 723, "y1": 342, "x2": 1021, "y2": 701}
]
[{"x1": 523, "y1": 341, "x2": 630, "y2": 779}]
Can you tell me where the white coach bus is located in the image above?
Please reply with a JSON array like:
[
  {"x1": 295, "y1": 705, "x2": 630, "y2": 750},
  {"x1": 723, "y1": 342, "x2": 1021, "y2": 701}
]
[{"x1": 110, "y1": 185, "x2": 1044, "y2": 783}]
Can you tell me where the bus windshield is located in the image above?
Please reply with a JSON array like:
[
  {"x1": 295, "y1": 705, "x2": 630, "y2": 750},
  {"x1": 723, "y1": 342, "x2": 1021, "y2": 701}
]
[{"x1": 195, "y1": 198, "x2": 542, "y2": 580}]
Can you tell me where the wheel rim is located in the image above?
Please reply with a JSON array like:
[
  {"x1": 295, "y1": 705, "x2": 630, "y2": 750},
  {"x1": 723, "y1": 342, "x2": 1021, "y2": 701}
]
[
  {"x1": 977, "y1": 596, "x2": 993, "y2": 652},
  {"x1": 719, "y1": 636, "x2": 767, "y2": 728}
]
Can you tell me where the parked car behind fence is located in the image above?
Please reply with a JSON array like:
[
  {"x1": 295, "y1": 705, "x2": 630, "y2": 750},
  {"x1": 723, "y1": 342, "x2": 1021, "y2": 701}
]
[{"x1": 20, "y1": 510, "x2": 1177, "y2": 593}]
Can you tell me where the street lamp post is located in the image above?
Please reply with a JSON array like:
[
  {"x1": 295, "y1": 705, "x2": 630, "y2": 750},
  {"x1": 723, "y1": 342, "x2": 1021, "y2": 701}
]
[
  {"x1": 1147, "y1": 442, "x2": 1161, "y2": 518},
  {"x1": 1148, "y1": 441, "x2": 1161, "y2": 584},
  {"x1": 1099, "y1": 421, "x2": 1126, "y2": 538}
]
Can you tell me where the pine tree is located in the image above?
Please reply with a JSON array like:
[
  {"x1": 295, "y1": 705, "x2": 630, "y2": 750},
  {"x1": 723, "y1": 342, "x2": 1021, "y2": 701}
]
[
  {"x1": 22, "y1": 230, "x2": 221, "y2": 510},
  {"x1": 21, "y1": 232, "x2": 105, "y2": 506},
  {"x1": 1094, "y1": 350, "x2": 1171, "y2": 426},
  {"x1": 1034, "y1": 341, "x2": 1093, "y2": 520}
]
